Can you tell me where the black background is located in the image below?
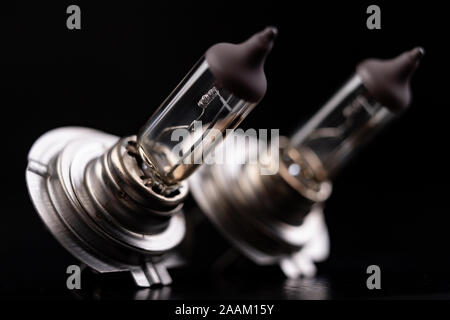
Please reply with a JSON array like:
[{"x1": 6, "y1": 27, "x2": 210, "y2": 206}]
[{"x1": 0, "y1": 1, "x2": 449, "y2": 299}]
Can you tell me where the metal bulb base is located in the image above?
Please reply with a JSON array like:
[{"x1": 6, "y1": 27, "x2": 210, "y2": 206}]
[{"x1": 26, "y1": 127, "x2": 188, "y2": 287}]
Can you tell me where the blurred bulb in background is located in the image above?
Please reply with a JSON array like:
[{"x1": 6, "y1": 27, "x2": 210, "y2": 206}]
[
  {"x1": 188, "y1": 47, "x2": 424, "y2": 279},
  {"x1": 289, "y1": 47, "x2": 424, "y2": 182}
]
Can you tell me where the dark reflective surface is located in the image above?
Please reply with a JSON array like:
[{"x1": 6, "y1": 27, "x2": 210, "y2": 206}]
[{"x1": 3, "y1": 244, "x2": 450, "y2": 300}]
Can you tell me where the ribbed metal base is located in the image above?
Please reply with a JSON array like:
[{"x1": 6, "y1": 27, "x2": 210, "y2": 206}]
[
  {"x1": 26, "y1": 127, "x2": 187, "y2": 287},
  {"x1": 189, "y1": 133, "x2": 332, "y2": 278}
]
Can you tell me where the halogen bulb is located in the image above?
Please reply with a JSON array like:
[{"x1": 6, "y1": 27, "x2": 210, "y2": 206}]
[
  {"x1": 137, "y1": 27, "x2": 277, "y2": 187},
  {"x1": 290, "y1": 47, "x2": 424, "y2": 181}
]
